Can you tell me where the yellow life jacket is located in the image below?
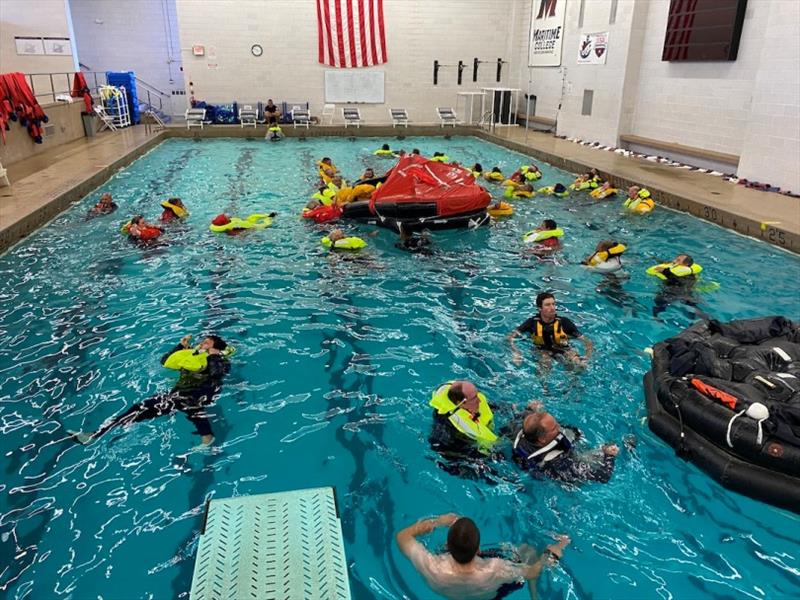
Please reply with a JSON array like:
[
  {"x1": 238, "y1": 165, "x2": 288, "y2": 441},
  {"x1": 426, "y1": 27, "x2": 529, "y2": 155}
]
[
  {"x1": 160, "y1": 200, "x2": 188, "y2": 218},
  {"x1": 334, "y1": 184, "x2": 375, "y2": 206},
  {"x1": 317, "y1": 161, "x2": 338, "y2": 183},
  {"x1": 590, "y1": 187, "x2": 618, "y2": 199},
  {"x1": 311, "y1": 186, "x2": 337, "y2": 206},
  {"x1": 646, "y1": 262, "x2": 703, "y2": 280},
  {"x1": 429, "y1": 383, "x2": 497, "y2": 449},
  {"x1": 587, "y1": 243, "x2": 626, "y2": 266},
  {"x1": 163, "y1": 346, "x2": 236, "y2": 371},
  {"x1": 523, "y1": 228, "x2": 564, "y2": 243},
  {"x1": 624, "y1": 193, "x2": 655, "y2": 214},
  {"x1": 431, "y1": 154, "x2": 450, "y2": 162},
  {"x1": 321, "y1": 236, "x2": 366, "y2": 250},
  {"x1": 520, "y1": 166, "x2": 542, "y2": 181},
  {"x1": 532, "y1": 318, "x2": 569, "y2": 347},
  {"x1": 570, "y1": 179, "x2": 599, "y2": 191},
  {"x1": 374, "y1": 148, "x2": 394, "y2": 156},
  {"x1": 484, "y1": 171, "x2": 505, "y2": 181},
  {"x1": 120, "y1": 221, "x2": 131, "y2": 234},
  {"x1": 99, "y1": 85, "x2": 121, "y2": 100},
  {"x1": 209, "y1": 214, "x2": 273, "y2": 233},
  {"x1": 504, "y1": 186, "x2": 534, "y2": 198},
  {"x1": 471, "y1": 170, "x2": 482, "y2": 178},
  {"x1": 488, "y1": 202, "x2": 514, "y2": 217},
  {"x1": 538, "y1": 186, "x2": 569, "y2": 198}
]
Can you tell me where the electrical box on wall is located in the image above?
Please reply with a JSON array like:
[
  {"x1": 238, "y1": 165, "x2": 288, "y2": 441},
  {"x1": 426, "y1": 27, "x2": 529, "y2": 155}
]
[{"x1": 192, "y1": 45, "x2": 205, "y2": 57}]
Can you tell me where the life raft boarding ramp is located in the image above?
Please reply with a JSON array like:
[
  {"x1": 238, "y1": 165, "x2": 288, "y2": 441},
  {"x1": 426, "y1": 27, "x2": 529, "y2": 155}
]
[{"x1": 190, "y1": 486, "x2": 351, "y2": 600}]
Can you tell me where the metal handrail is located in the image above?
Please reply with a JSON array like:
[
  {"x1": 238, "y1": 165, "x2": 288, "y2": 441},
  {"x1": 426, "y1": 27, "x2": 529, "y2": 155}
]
[
  {"x1": 134, "y1": 77, "x2": 170, "y2": 113},
  {"x1": 24, "y1": 71, "x2": 106, "y2": 104},
  {"x1": 135, "y1": 76, "x2": 168, "y2": 97}
]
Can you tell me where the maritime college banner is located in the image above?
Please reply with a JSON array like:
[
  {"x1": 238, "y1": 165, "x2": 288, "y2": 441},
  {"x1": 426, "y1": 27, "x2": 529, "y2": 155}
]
[{"x1": 528, "y1": 0, "x2": 567, "y2": 67}]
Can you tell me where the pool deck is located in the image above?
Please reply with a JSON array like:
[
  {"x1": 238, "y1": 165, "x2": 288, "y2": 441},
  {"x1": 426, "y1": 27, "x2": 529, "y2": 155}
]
[{"x1": 1, "y1": 124, "x2": 798, "y2": 255}]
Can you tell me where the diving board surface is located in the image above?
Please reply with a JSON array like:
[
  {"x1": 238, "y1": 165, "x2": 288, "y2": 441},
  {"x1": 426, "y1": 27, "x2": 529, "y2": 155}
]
[{"x1": 190, "y1": 486, "x2": 351, "y2": 600}]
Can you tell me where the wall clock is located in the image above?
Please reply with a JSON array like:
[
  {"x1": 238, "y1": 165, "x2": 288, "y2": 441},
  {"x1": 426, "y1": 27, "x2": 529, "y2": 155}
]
[{"x1": 251, "y1": 44, "x2": 263, "y2": 57}]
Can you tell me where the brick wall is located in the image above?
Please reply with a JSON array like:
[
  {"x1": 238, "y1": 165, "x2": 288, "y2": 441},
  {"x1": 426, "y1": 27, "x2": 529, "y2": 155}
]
[
  {"x1": 737, "y1": 0, "x2": 800, "y2": 192},
  {"x1": 175, "y1": 0, "x2": 522, "y2": 125},
  {"x1": 0, "y1": 0, "x2": 75, "y2": 75},
  {"x1": 69, "y1": 0, "x2": 185, "y2": 116}
]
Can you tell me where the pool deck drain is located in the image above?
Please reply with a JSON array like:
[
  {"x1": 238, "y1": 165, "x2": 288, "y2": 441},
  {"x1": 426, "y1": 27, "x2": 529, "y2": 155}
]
[
  {"x1": 0, "y1": 124, "x2": 797, "y2": 254},
  {"x1": 190, "y1": 487, "x2": 351, "y2": 600}
]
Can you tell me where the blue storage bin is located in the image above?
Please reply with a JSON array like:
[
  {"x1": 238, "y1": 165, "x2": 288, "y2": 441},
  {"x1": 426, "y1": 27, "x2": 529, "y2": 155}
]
[{"x1": 106, "y1": 71, "x2": 141, "y2": 125}]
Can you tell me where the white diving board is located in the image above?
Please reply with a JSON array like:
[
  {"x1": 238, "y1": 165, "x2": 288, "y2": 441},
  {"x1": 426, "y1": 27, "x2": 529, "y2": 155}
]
[{"x1": 190, "y1": 486, "x2": 351, "y2": 600}]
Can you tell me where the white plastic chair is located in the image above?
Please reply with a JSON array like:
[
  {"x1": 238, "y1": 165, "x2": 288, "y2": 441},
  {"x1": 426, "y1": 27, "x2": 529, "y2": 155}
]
[
  {"x1": 94, "y1": 105, "x2": 118, "y2": 132},
  {"x1": 186, "y1": 108, "x2": 207, "y2": 129},
  {"x1": 437, "y1": 107, "x2": 458, "y2": 128},
  {"x1": 239, "y1": 105, "x2": 257, "y2": 128},
  {"x1": 390, "y1": 108, "x2": 409, "y2": 128},
  {"x1": 292, "y1": 108, "x2": 311, "y2": 129},
  {"x1": 342, "y1": 107, "x2": 361, "y2": 128},
  {"x1": 322, "y1": 103, "x2": 336, "y2": 125}
]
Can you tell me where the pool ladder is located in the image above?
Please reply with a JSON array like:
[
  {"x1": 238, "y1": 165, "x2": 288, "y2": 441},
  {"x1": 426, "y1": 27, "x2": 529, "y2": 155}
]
[{"x1": 478, "y1": 110, "x2": 495, "y2": 132}]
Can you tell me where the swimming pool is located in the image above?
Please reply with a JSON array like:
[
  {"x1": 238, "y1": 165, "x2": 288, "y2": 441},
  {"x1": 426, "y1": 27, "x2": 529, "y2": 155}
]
[{"x1": 1, "y1": 136, "x2": 798, "y2": 599}]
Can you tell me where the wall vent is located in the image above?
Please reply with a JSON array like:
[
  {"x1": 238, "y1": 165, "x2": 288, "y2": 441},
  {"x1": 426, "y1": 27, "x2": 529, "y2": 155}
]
[{"x1": 44, "y1": 125, "x2": 56, "y2": 137}]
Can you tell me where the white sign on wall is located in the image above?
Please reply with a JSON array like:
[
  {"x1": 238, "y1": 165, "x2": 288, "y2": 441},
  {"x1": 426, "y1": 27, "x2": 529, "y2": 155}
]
[
  {"x1": 528, "y1": 0, "x2": 567, "y2": 67},
  {"x1": 15, "y1": 37, "x2": 45, "y2": 55},
  {"x1": 577, "y1": 32, "x2": 609, "y2": 65},
  {"x1": 43, "y1": 38, "x2": 72, "y2": 56}
]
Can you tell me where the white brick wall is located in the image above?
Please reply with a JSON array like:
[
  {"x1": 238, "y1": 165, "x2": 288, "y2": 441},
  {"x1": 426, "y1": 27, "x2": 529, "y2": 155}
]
[
  {"x1": 0, "y1": 0, "x2": 75, "y2": 80},
  {"x1": 69, "y1": 0, "x2": 185, "y2": 116},
  {"x1": 627, "y1": 0, "x2": 768, "y2": 157},
  {"x1": 513, "y1": 0, "x2": 646, "y2": 147},
  {"x1": 175, "y1": 0, "x2": 522, "y2": 124},
  {"x1": 737, "y1": 0, "x2": 800, "y2": 192}
]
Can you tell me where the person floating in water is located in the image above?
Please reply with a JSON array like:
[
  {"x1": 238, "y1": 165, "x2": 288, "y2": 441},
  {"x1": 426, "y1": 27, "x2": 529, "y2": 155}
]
[
  {"x1": 88, "y1": 192, "x2": 117, "y2": 217},
  {"x1": 428, "y1": 380, "x2": 498, "y2": 480},
  {"x1": 396, "y1": 512, "x2": 570, "y2": 600},
  {"x1": 523, "y1": 219, "x2": 563, "y2": 257},
  {"x1": 396, "y1": 224, "x2": 432, "y2": 254},
  {"x1": 648, "y1": 253, "x2": 702, "y2": 318},
  {"x1": 508, "y1": 292, "x2": 592, "y2": 371},
  {"x1": 266, "y1": 124, "x2": 284, "y2": 141},
  {"x1": 159, "y1": 198, "x2": 188, "y2": 222},
  {"x1": 71, "y1": 334, "x2": 231, "y2": 446},
  {"x1": 508, "y1": 400, "x2": 619, "y2": 483},
  {"x1": 125, "y1": 215, "x2": 164, "y2": 243}
]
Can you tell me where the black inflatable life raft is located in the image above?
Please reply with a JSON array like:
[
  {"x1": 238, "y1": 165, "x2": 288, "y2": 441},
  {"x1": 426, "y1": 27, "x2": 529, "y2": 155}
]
[{"x1": 645, "y1": 316, "x2": 800, "y2": 513}]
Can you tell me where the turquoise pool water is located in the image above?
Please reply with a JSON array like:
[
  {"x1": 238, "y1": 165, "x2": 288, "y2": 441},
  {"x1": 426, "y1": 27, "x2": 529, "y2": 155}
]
[{"x1": 1, "y1": 136, "x2": 799, "y2": 599}]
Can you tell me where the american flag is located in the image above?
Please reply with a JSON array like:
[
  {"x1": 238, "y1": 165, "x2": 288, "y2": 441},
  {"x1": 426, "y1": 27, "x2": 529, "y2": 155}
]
[{"x1": 316, "y1": 0, "x2": 388, "y2": 68}]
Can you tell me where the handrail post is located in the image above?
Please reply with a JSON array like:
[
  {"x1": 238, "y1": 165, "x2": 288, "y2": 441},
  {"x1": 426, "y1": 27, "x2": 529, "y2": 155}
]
[{"x1": 49, "y1": 74, "x2": 55, "y2": 103}]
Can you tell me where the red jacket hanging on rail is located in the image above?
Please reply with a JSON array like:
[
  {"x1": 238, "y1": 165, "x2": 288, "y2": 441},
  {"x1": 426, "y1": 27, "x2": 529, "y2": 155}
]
[
  {"x1": 71, "y1": 72, "x2": 94, "y2": 113},
  {"x1": 0, "y1": 72, "x2": 48, "y2": 144}
]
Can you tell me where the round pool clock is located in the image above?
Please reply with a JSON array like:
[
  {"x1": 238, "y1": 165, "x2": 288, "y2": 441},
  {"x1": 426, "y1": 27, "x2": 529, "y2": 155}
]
[{"x1": 251, "y1": 44, "x2": 263, "y2": 57}]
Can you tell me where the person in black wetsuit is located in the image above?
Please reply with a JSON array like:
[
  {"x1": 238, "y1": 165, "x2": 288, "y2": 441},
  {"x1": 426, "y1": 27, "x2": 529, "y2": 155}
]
[
  {"x1": 396, "y1": 225, "x2": 432, "y2": 254},
  {"x1": 508, "y1": 401, "x2": 618, "y2": 483},
  {"x1": 71, "y1": 334, "x2": 230, "y2": 447}
]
